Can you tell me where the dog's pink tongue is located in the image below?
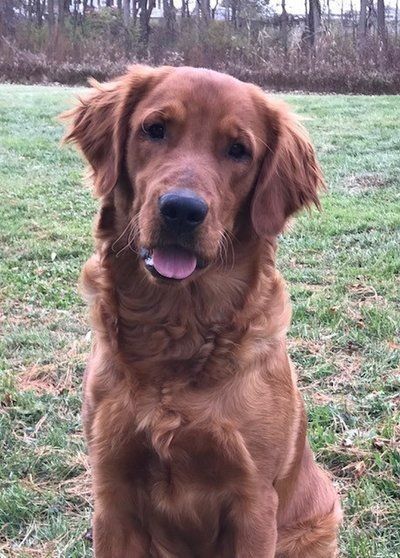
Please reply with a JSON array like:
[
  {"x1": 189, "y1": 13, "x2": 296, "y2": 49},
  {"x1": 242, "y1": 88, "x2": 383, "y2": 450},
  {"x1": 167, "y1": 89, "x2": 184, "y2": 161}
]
[{"x1": 153, "y1": 246, "x2": 197, "y2": 279}]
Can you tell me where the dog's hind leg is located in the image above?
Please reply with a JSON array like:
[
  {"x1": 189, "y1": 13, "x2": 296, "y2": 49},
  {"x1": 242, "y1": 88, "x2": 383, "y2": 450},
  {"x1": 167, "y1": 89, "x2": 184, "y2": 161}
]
[{"x1": 276, "y1": 503, "x2": 342, "y2": 558}]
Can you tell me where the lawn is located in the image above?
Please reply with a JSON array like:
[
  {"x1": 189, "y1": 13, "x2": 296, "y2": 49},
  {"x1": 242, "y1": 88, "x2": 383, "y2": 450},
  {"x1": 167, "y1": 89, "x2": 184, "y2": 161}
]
[{"x1": 0, "y1": 85, "x2": 399, "y2": 557}]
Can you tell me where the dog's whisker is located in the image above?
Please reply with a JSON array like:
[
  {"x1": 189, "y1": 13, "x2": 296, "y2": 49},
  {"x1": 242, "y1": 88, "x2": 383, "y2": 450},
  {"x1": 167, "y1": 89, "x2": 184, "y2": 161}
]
[
  {"x1": 216, "y1": 233, "x2": 227, "y2": 271},
  {"x1": 216, "y1": 230, "x2": 236, "y2": 273},
  {"x1": 127, "y1": 221, "x2": 140, "y2": 255},
  {"x1": 112, "y1": 215, "x2": 141, "y2": 258},
  {"x1": 224, "y1": 229, "x2": 236, "y2": 273},
  {"x1": 222, "y1": 233, "x2": 230, "y2": 270},
  {"x1": 254, "y1": 133, "x2": 272, "y2": 154},
  {"x1": 111, "y1": 219, "x2": 135, "y2": 254}
]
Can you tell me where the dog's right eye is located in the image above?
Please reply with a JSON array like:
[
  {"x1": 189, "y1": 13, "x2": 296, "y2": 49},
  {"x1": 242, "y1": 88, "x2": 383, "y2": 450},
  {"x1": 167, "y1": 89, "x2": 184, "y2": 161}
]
[
  {"x1": 145, "y1": 123, "x2": 166, "y2": 141},
  {"x1": 228, "y1": 142, "x2": 250, "y2": 161}
]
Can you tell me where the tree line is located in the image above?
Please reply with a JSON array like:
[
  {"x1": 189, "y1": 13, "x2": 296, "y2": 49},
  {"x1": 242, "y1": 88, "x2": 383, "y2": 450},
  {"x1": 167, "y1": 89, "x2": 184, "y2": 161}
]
[
  {"x1": 1, "y1": 0, "x2": 398, "y2": 46},
  {"x1": 0, "y1": 1, "x2": 399, "y2": 92}
]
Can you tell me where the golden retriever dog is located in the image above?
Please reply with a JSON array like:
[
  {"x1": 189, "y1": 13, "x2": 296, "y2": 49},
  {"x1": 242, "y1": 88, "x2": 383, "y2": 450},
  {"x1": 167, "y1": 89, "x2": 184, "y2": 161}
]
[{"x1": 63, "y1": 65, "x2": 341, "y2": 557}]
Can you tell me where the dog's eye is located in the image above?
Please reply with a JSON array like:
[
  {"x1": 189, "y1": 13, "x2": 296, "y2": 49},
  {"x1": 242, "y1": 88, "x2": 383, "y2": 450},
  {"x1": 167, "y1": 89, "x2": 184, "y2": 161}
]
[
  {"x1": 145, "y1": 123, "x2": 166, "y2": 140},
  {"x1": 228, "y1": 142, "x2": 249, "y2": 161}
]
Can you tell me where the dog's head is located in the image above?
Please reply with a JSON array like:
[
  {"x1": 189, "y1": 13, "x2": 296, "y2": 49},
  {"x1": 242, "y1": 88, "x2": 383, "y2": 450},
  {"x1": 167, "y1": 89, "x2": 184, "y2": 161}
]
[{"x1": 63, "y1": 65, "x2": 324, "y2": 284}]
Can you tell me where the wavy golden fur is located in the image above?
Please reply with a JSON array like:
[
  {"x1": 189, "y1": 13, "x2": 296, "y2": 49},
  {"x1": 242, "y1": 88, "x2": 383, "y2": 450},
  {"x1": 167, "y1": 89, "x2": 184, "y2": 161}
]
[{"x1": 62, "y1": 65, "x2": 341, "y2": 557}]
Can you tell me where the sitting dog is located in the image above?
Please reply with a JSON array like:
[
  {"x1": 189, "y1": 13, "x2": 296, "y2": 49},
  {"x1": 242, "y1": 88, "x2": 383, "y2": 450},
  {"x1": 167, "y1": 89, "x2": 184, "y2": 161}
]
[{"x1": 63, "y1": 65, "x2": 341, "y2": 557}]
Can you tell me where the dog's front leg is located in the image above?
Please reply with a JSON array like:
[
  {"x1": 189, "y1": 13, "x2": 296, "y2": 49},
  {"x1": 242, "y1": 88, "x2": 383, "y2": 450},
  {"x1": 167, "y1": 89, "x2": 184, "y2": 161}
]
[
  {"x1": 230, "y1": 486, "x2": 279, "y2": 558},
  {"x1": 93, "y1": 510, "x2": 149, "y2": 558},
  {"x1": 92, "y1": 479, "x2": 150, "y2": 558}
]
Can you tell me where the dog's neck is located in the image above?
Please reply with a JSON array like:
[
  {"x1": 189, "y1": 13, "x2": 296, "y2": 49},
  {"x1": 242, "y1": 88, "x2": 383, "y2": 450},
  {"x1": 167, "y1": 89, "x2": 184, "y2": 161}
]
[{"x1": 83, "y1": 224, "x2": 288, "y2": 380}]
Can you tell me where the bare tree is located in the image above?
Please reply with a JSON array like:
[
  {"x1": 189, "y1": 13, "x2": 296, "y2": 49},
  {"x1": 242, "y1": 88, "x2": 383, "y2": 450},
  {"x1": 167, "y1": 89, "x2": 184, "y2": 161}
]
[
  {"x1": 36, "y1": 0, "x2": 43, "y2": 26},
  {"x1": 57, "y1": 0, "x2": 63, "y2": 25},
  {"x1": 395, "y1": 0, "x2": 399, "y2": 41},
  {"x1": 123, "y1": 0, "x2": 130, "y2": 25},
  {"x1": 377, "y1": 0, "x2": 386, "y2": 44},
  {"x1": 197, "y1": 0, "x2": 211, "y2": 20},
  {"x1": 139, "y1": 0, "x2": 155, "y2": 46},
  {"x1": 48, "y1": 0, "x2": 55, "y2": 27},
  {"x1": 376, "y1": 0, "x2": 386, "y2": 70},
  {"x1": 132, "y1": 0, "x2": 138, "y2": 23},
  {"x1": 359, "y1": 0, "x2": 368, "y2": 47},
  {"x1": 281, "y1": 0, "x2": 289, "y2": 54},
  {"x1": 211, "y1": 0, "x2": 219, "y2": 19},
  {"x1": 351, "y1": 0, "x2": 357, "y2": 44},
  {"x1": 308, "y1": 0, "x2": 321, "y2": 46},
  {"x1": 181, "y1": 0, "x2": 190, "y2": 18},
  {"x1": 163, "y1": 0, "x2": 176, "y2": 36},
  {"x1": 0, "y1": 0, "x2": 15, "y2": 35},
  {"x1": 231, "y1": 0, "x2": 241, "y2": 29}
]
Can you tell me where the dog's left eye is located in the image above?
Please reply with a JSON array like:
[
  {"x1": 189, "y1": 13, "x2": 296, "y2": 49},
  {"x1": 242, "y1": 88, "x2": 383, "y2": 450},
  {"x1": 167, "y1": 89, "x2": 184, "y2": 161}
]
[
  {"x1": 228, "y1": 142, "x2": 249, "y2": 161},
  {"x1": 145, "y1": 123, "x2": 166, "y2": 140}
]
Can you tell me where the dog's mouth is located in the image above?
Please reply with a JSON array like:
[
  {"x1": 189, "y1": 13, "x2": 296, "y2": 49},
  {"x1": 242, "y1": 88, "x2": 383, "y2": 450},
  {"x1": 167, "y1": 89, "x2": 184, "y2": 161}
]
[{"x1": 140, "y1": 246, "x2": 207, "y2": 281}]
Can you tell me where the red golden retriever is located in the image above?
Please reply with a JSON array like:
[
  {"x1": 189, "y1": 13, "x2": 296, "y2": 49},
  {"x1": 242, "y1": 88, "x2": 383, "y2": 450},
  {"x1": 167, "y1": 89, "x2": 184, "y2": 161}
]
[{"x1": 63, "y1": 65, "x2": 341, "y2": 557}]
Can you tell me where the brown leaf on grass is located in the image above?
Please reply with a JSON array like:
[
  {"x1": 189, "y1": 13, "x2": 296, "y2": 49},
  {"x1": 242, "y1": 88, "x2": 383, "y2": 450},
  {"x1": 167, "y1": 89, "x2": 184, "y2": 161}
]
[
  {"x1": 372, "y1": 437, "x2": 391, "y2": 451},
  {"x1": 342, "y1": 460, "x2": 367, "y2": 479},
  {"x1": 343, "y1": 340, "x2": 362, "y2": 355},
  {"x1": 348, "y1": 282, "x2": 378, "y2": 298},
  {"x1": 342, "y1": 437, "x2": 354, "y2": 448},
  {"x1": 0, "y1": 391, "x2": 15, "y2": 408}
]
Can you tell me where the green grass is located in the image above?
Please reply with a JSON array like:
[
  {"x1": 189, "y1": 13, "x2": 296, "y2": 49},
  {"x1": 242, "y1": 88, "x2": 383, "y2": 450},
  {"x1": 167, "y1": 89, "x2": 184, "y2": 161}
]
[{"x1": 0, "y1": 85, "x2": 399, "y2": 557}]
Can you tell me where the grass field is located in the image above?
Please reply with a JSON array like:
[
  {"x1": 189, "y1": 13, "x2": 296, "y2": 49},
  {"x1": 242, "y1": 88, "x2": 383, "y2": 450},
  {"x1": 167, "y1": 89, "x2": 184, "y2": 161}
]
[{"x1": 0, "y1": 85, "x2": 399, "y2": 557}]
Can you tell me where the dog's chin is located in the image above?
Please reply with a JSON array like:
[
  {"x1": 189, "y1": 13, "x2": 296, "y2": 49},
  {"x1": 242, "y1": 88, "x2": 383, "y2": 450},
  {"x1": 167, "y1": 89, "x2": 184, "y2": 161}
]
[{"x1": 139, "y1": 246, "x2": 208, "y2": 285}]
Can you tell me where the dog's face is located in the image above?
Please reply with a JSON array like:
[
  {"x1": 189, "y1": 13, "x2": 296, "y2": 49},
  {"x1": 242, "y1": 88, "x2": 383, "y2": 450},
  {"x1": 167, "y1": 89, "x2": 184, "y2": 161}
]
[
  {"x1": 126, "y1": 68, "x2": 269, "y2": 281},
  {"x1": 64, "y1": 66, "x2": 323, "y2": 284}
]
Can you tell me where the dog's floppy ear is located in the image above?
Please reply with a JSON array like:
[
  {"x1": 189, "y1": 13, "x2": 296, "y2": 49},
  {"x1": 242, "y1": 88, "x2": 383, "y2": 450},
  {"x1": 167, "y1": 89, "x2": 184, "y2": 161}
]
[
  {"x1": 62, "y1": 65, "x2": 163, "y2": 197},
  {"x1": 251, "y1": 99, "x2": 325, "y2": 238}
]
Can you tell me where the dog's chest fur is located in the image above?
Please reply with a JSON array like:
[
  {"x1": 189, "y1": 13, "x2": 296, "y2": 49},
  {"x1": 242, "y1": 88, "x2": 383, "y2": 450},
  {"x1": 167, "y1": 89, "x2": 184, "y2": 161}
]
[
  {"x1": 87, "y1": 254, "x2": 291, "y2": 543},
  {"x1": 89, "y1": 258, "x2": 287, "y2": 477},
  {"x1": 92, "y1": 365, "x2": 257, "y2": 547}
]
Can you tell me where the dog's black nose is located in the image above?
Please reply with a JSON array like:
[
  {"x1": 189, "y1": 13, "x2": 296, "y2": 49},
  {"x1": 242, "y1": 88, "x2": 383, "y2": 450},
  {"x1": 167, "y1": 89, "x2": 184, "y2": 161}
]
[{"x1": 159, "y1": 190, "x2": 208, "y2": 233}]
